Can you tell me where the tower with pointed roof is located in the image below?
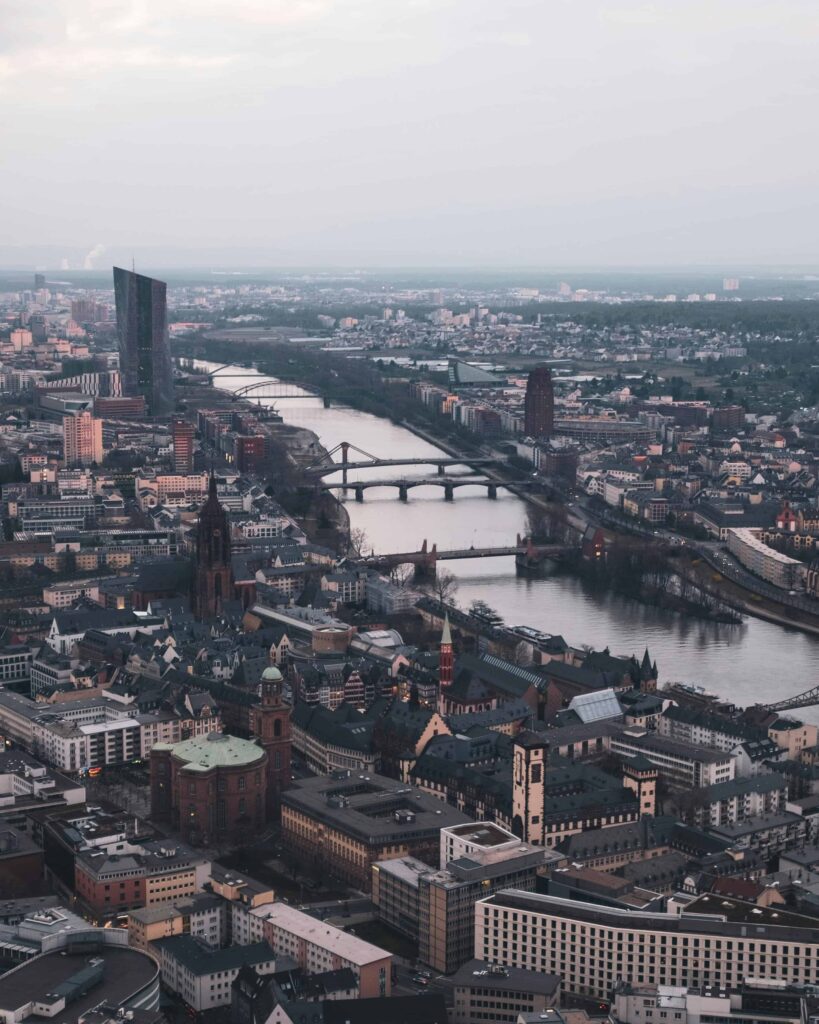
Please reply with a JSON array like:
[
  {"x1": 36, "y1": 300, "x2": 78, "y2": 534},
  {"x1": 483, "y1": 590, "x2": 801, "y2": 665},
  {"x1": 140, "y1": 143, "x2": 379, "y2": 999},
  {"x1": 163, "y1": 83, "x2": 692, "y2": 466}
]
[
  {"x1": 192, "y1": 472, "x2": 233, "y2": 620},
  {"x1": 439, "y1": 614, "x2": 453, "y2": 688},
  {"x1": 436, "y1": 614, "x2": 454, "y2": 716},
  {"x1": 639, "y1": 648, "x2": 658, "y2": 693}
]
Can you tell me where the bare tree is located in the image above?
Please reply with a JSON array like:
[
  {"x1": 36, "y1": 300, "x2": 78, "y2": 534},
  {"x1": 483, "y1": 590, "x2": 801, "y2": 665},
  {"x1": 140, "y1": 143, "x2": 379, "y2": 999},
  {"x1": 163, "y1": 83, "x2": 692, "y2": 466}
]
[
  {"x1": 349, "y1": 526, "x2": 369, "y2": 557},
  {"x1": 422, "y1": 569, "x2": 459, "y2": 607},
  {"x1": 389, "y1": 563, "x2": 414, "y2": 588}
]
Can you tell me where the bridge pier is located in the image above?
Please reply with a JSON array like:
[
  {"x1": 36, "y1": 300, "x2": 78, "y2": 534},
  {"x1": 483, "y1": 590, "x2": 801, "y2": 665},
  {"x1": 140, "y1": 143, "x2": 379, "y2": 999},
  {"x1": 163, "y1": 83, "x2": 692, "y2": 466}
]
[
  {"x1": 487, "y1": 483, "x2": 497, "y2": 499},
  {"x1": 340, "y1": 442, "x2": 350, "y2": 485},
  {"x1": 444, "y1": 483, "x2": 454, "y2": 501},
  {"x1": 354, "y1": 486, "x2": 364, "y2": 502},
  {"x1": 398, "y1": 484, "x2": 409, "y2": 502}
]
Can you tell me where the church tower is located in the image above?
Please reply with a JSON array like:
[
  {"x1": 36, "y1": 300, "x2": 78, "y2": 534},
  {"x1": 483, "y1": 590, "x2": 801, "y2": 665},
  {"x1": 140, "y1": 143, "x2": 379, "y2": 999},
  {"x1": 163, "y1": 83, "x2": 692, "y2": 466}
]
[
  {"x1": 192, "y1": 472, "x2": 233, "y2": 620},
  {"x1": 439, "y1": 614, "x2": 453, "y2": 687},
  {"x1": 436, "y1": 614, "x2": 454, "y2": 716},
  {"x1": 250, "y1": 665, "x2": 292, "y2": 819}
]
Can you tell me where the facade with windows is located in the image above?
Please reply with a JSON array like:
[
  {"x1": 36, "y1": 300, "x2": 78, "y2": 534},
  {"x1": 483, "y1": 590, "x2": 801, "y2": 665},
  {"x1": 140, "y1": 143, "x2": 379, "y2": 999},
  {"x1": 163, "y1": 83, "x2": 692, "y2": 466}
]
[{"x1": 475, "y1": 890, "x2": 819, "y2": 1000}]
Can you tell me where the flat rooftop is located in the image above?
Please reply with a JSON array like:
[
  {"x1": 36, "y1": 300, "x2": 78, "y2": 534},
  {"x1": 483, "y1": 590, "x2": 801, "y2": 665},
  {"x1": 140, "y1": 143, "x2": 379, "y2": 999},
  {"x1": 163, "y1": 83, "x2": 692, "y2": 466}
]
[
  {"x1": 0, "y1": 946, "x2": 158, "y2": 1019},
  {"x1": 256, "y1": 903, "x2": 391, "y2": 966},
  {"x1": 282, "y1": 772, "x2": 471, "y2": 843},
  {"x1": 480, "y1": 890, "x2": 819, "y2": 944},
  {"x1": 445, "y1": 822, "x2": 516, "y2": 847},
  {"x1": 452, "y1": 958, "x2": 560, "y2": 996}
]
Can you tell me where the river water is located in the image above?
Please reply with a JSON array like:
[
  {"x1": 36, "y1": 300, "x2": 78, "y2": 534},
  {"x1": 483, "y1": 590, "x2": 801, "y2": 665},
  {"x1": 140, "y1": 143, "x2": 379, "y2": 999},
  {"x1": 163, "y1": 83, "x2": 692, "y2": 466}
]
[{"x1": 200, "y1": 362, "x2": 819, "y2": 717}]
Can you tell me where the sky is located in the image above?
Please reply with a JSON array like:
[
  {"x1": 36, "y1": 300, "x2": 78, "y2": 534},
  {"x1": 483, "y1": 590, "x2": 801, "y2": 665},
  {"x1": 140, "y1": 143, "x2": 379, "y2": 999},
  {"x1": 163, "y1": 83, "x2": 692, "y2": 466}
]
[{"x1": 1, "y1": 0, "x2": 818, "y2": 268}]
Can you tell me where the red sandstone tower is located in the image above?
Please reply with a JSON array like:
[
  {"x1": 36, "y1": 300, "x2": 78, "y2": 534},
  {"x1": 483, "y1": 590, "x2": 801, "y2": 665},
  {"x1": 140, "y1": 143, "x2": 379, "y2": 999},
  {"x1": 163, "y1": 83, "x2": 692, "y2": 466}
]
[
  {"x1": 192, "y1": 471, "x2": 233, "y2": 620},
  {"x1": 251, "y1": 665, "x2": 292, "y2": 819}
]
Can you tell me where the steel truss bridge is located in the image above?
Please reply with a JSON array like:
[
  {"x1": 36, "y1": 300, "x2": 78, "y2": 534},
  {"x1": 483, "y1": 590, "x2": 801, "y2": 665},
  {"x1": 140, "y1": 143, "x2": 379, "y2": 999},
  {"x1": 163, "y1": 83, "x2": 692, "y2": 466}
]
[{"x1": 764, "y1": 685, "x2": 819, "y2": 712}]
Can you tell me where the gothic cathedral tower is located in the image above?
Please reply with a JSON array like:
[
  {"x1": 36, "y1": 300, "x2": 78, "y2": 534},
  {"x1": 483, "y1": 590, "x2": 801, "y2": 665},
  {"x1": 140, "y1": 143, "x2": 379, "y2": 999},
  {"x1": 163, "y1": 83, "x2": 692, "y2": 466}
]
[{"x1": 192, "y1": 472, "x2": 233, "y2": 620}]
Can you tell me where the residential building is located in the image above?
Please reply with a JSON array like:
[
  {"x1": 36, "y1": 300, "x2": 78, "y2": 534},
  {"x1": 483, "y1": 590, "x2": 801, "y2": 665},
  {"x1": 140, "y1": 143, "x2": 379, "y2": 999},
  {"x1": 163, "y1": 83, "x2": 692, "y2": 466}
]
[
  {"x1": 727, "y1": 528, "x2": 805, "y2": 589},
  {"x1": 252, "y1": 902, "x2": 392, "y2": 999},
  {"x1": 62, "y1": 409, "x2": 103, "y2": 467},
  {"x1": 154, "y1": 936, "x2": 276, "y2": 1012},
  {"x1": 475, "y1": 890, "x2": 819, "y2": 999},
  {"x1": 127, "y1": 893, "x2": 224, "y2": 951}
]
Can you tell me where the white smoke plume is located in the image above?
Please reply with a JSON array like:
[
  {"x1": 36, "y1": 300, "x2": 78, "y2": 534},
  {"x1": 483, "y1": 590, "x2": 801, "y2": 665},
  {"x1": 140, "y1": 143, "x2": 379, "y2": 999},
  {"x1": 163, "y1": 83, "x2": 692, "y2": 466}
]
[{"x1": 83, "y1": 243, "x2": 106, "y2": 269}]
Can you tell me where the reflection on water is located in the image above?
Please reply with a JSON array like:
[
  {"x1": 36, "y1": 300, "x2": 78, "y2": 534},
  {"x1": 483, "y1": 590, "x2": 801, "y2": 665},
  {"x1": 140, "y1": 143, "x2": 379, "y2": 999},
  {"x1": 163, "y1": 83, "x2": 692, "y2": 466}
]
[{"x1": 198, "y1": 361, "x2": 819, "y2": 721}]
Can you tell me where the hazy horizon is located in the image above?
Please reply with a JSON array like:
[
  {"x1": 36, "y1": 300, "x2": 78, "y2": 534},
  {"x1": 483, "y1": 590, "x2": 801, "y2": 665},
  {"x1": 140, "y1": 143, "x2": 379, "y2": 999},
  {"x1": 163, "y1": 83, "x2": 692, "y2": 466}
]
[{"x1": 3, "y1": 1, "x2": 819, "y2": 269}]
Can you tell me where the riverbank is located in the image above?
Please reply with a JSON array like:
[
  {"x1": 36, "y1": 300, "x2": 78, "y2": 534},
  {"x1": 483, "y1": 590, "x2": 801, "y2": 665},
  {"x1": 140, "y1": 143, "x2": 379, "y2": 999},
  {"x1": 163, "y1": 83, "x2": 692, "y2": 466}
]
[{"x1": 182, "y1": 374, "x2": 351, "y2": 552}]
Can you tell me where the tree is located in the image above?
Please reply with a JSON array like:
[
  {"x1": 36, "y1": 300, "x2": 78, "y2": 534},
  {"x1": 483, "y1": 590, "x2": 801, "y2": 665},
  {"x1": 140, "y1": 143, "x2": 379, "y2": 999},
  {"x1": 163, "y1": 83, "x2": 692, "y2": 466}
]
[
  {"x1": 469, "y1": 599, "x2": 498, "y2": 620},
  {"x1": 349, "y1": 526, "x2": 369, "y2": 557},
  {"x1": 389, "y1": 563, "x2": 414, "y2": 588},
  {"x1": 422, "y1": 569, "x2": 458, "y2": 607}
]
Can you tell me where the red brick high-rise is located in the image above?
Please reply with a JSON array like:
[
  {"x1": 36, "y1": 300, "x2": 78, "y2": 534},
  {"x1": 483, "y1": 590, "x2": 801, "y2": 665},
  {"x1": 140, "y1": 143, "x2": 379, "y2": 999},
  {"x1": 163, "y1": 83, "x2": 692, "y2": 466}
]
[
  {"x1": 171, "y1": 418, "x2": 195, "y2": 473},
  {"x1": 192, "y1": 472, "x2": 233, "y2": 619},
  {"x1": 250, "y1": 666, "x2": 291, "y2": 818},
  {"x1": 524, "y1": 366, "x2": 555, "y2": 438}
]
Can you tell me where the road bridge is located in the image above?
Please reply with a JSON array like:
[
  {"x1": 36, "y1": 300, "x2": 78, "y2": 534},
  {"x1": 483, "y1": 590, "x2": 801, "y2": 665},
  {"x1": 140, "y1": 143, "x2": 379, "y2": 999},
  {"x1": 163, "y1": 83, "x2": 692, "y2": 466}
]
[
  {"x1": 323, "y1": 476, "x2": 502, "y2": 501},
  {"x1": 355, "y1": 536, "x2": 572, "y2": 572},
  {"x1": 305, "y1": 441, "x2": 495, "y2": 484},
  {"x1": 306, "y1": 456, "x2": 494, "y2": 478}
]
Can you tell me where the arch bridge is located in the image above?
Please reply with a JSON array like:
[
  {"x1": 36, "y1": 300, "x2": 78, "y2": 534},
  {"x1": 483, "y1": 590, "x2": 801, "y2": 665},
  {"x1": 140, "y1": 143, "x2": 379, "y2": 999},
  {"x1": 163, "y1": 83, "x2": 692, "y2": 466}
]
[{"x1": 323, "y1": 476, "x2": 503, "y2": 502}]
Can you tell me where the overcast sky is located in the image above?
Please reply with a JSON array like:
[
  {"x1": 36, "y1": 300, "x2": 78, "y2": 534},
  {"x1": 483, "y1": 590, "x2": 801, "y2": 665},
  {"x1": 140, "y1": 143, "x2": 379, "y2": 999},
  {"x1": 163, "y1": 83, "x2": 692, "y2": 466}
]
[{"x1": 2, "y1": 0, "x2": 818, "y2": 268}]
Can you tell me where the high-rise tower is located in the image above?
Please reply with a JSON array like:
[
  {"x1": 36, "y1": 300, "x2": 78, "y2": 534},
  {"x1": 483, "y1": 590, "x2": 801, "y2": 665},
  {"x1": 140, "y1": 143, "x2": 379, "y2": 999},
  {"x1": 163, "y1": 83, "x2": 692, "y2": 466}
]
[
  {"x1": 192, "y1": 472, "x2": 233, "y2": 619},
  {"x1": 171, "y1": 419, "x2": 195, "y2": 474},
  {"x1": 63, "y1": 408, "x2": 103, "y2": 467},
  {"x1": 113, "y1": 266, "x2": 174, "y2": 416},
  {"x1": 524, "y1": 366, "x2": 554, "y2": 438}
]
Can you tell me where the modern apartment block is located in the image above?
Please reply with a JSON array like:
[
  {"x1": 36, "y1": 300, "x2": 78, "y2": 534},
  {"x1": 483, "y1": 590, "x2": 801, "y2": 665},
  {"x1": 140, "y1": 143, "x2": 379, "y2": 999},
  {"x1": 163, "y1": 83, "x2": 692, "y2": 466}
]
[{"x1": 475, "y1": 890, "x2": 819, "y2": 999}]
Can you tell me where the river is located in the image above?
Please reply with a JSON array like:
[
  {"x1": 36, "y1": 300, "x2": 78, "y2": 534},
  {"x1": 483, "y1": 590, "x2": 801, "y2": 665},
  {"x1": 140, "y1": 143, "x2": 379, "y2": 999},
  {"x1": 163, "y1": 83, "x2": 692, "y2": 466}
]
[{"x1": 199, "y1": 362, "x2": 819, "y2": 718}]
